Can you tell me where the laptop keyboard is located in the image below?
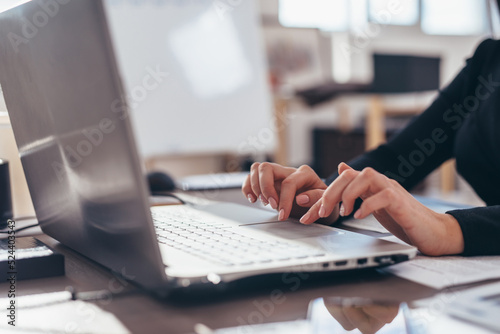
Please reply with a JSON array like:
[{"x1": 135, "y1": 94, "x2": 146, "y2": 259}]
[{"x1": 151, "y1": 211, "x2": 326, "y2": 267}]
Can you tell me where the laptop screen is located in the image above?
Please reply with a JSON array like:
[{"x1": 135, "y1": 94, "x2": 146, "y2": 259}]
[{"x1": 0, "y1": 0, "x2": 167, "y2": 290}]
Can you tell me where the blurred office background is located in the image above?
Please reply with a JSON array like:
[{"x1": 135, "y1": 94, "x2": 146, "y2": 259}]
[{"x1": 1, "y1": 0, "x2": 498, "y2": 216}]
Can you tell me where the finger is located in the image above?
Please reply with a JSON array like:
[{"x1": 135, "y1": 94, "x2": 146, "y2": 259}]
[
  {"x1": 338, "y1": 162, "x2": 353, "y2": 175},
  {"x1": 259, "y1": 163, "x2": 293, "y2": 210},
  {"x1": 362, "y1": 305, "x2": 399, "y2": 324},
  {"x1": 300, "y1": 200, "x2": 340, "y2": 225},
  {"x1": 324, "y1": 306, "x2": 356, "y2": 331},
  {"x1": 278, "y1": 165, "x2": 320, "y2": 221},
  {"x1": 317, "y1": 168, "x2": 359, "y2": 219},
  {"x1": 342, "y1": 307, "x2": 371, "y2": 331},
  {"x1": 357, "y1": 191, "x2": 413, "y2": 244},
  {"x1": 242, "y1": 174, "x2": 256, "y2": 203},
  {"x1": 249, "y1": 163, "x2": 266, "y2": 205},
  {"x1": 295, "y1": 189, "x2": 324, "y2": 207},
  {"x1": 341, "y1": 168, "x2": 389, "y2": 216},
  {"x1": 354, "y1": 188, "x2": 400, "y2": 220},
  {"x1": 299, "y1": 168, "x2": 359, "y2": 224},
  {"x1": 342, "y1": 307, "x2": 386, "y2": 334},
  {"x1": 299, "y1": 198, "x2": 323, "y2": 225}
]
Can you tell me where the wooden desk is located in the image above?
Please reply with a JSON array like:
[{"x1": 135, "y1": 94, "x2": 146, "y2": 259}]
[{"x1": 1, "y1": 189, "x2": 437, "y2": 334}]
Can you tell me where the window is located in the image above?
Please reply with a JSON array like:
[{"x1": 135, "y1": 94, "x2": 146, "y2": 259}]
[
  {"x1": 0, "y1": 0, "x2": 30, "y2": 13},
  {"x1": 422, "y1": 0, "x2": 488, "y2": 35},
  {"x1": 279, "y1": 0, "x2": 349, "y2": 31},
  {"x1": 491, "y1": 0, "x2": 500, "y2": 38},
  {"x1": 369, "y1": 0, "x2": 419, "y2": 26}
]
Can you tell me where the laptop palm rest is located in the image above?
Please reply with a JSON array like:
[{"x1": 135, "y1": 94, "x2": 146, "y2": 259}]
[
  {"x1": 240, "y1": 221, "x2": 344, "y2": 240},
  {"x1": 191, "y1": 202, "x2": 344, "y2": 240}
]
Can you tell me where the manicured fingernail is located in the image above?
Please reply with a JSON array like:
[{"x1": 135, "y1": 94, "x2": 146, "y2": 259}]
[
  {"x1": 247, "y1": 194, "x2": 255, "y2": 203},
  {"x1": 259, "y1": 195, "x2": 269, "y2": 206},
  {"x1": 269, "y1": 197, "x2": 278, "y2": 210},
  {"x1": 354, "y1": 209, "x2": 361, "y2": 219},
  {"x1": 296, "y1": 194, "x2": 309, "y2": 205},
  {"x1": 300, "y1": 212, "x2": 311, "y2": 224},
  {"x1": 339, "y1": 204, "x2": 345, "y2": 216},
  {"x1": 279, "y1": 209, "x2": 285, "y2": 221},
  {"x1": 319, "y1": 204, "x2": 326, "y2": 217}
]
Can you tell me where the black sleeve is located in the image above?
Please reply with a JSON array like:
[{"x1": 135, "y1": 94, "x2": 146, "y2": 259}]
[
  {"x1": 447, "y1": 206, "x2": 500, "y2": 256},
  {"x1": 323, "y1": 40, "x2": 500, "y2": 256}
]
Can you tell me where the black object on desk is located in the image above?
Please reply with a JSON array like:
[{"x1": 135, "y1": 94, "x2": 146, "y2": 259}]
[
  {"x1": 371, "y1": 53, "x2": 441, "y2": 94},
  {"x1": 1, "y1": 237, "x2": 65, "y2": 281},
  {"x1": 296, "y1": 54, "x2": 441, "y2": 107},
  {"x1": 148, "y1": 171, "x2": 176, "y2": 193},
  {"x1": 0, "y1": 159, "x2": 13, "y2": 230}
]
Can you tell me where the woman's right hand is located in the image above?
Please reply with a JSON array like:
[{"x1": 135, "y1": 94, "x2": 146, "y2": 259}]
[{"x1": 242, "y1": 162, "x2": 339, "y2": 224}]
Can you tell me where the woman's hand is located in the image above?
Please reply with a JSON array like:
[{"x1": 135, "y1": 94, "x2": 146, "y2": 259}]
[
  {"x1": 324, "y1": 303, "x2": 399, "y2": 334},
  {"x1": 301, "y1": 162, "x2": 465, "y2": 256},
  {"x1": 242, "y1": 162, "x2": 339, "y2": 224}
]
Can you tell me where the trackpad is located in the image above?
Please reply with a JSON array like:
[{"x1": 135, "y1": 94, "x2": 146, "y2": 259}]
[{"x1": 240, "y1": 221, "x2": 343, "y2": 240}]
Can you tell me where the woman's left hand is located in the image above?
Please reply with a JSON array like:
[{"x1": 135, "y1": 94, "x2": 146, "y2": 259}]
[{"x1": 300, "y1": 163, "x2": 465, "y2": 256}]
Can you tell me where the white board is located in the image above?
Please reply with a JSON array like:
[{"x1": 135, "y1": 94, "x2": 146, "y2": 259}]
[{"x1": 103, "y1": 0, "x2": 274, "y2": 157}]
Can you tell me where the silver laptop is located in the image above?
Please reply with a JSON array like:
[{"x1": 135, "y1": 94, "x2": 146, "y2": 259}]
[{"x1": 0, "y1": 0, "x2": 416, "y2": 294}]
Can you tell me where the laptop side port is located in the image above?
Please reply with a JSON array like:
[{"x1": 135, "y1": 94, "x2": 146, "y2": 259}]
[
  {"x1": 374, "y1": 256, "x2": 394, "y2": 265},
  {"x1": 374, "y1": 254, "x2": 410, "y2": 265},
  {"x1": 335, "y1": 260, "x2": 348, "y2": 266},
  {"x1": 357, "y1": 258, "x2": 368, "y2": 265}
]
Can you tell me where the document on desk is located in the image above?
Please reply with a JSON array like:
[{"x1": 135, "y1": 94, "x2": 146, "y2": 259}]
[
  {"x1": 0, "y1": 292, "x2": 129, "y2": 333},
  {"x1": 382, "y1": 251, "x2": 500, "y2": 290}
]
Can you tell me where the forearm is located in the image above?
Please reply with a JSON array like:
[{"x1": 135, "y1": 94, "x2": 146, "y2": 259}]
[{"x1": 437, "y1": 213, "x2": 465, "y2": 255}]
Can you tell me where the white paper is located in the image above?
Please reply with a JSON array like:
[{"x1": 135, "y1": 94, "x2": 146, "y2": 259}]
[
  {"x1": 0, "y1": 292, "x2": 130, "y2": 333},
  {"x1": 444, "y1": 282, "x2": 500, "y2": 332},
  {"x1": 383, "y1": 255, "x2": 500, "y2": 289},
  {"x1": 411, "y1": 307, "x2": 492, "y2": 334}
]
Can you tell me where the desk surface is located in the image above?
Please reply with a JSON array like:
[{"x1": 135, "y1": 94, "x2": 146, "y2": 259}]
[{"x1": 1, "y1": 189, "x2": 439, "y2": 334}]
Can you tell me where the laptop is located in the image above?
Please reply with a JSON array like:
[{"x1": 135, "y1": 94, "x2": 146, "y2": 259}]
[{"x1": 0, "y1": 0, "x2": 416, "y2": 295}]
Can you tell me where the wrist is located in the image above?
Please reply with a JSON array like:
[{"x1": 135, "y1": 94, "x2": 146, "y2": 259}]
[{"x1": 440, "y1": 213, "x2": 465, "y2": 255}]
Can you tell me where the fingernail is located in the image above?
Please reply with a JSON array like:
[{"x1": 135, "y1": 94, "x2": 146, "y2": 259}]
[
  {"x1": 339, "y1": 204, "x2": 345, "y2": 216},
  {"x1": 318, "y1": 204, "x2": 325, "y2": 217},
  {"x1": 247, "y1": 194, "x2": 255, "y2": 203},
  {"x1": 296, "y1": 194, "x2": 309, "y2": 205},
  {"x1": 269, "y1": 197, "x2": 278, "y2": 210},
  {"x1": 354, "y1": 209, "x2": 361, "y2": 219},
  {"x1": 279, "y1": 209, "x2": 285, "y2": 221},
  {"x1": 300, "y1": 212, "x2": 310, "y2": 224},
  {"x1": 259, "y1": 195, "x2": 269, "y2": 206}
]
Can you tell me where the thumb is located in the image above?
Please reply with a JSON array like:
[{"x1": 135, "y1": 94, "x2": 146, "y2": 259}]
[
  {"x1": 295, "y1": 189, "x2": 324, "y2": 207},
  {"x1": 338, "y1": 162, "x2": 353, "y2": 175}
]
